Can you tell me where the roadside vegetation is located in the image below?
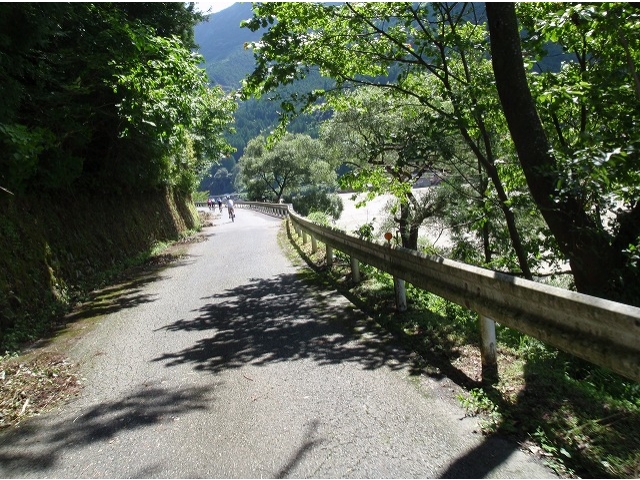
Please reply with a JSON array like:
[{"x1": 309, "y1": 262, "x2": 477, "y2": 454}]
[
  {"x1": 3, "y1": 3, "x2": 639, "y2": 477},
  {"x1": 0, "y1": 208, "x2": 214, "y2": 430},
  {"x1": 245, "y1": 7, "x2": 640, "y2": 475},
  {"x1": 284, "y1": 222, "x2": 640, "y2": 479}
]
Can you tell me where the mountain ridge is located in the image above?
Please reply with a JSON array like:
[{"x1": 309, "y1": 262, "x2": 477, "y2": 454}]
[
  {"x1": 195, "y1": 3, "x2": 259, "y2": 91},
  {"x1": 194, "y1": 1, "x2": 327, "y2": 189}
]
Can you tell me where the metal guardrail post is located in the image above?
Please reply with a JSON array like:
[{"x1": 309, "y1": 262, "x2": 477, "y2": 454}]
[
  {"x1": 350, "y1": 256, "x2": 361, "y2": 283},
  {"x1": 311, "y1": 235, "x2": 317, "y2": 253},
  {"x1": 479, "y1": 315, "x2": 498, "y2": 381},
  {"x1": 394, "y1": 278, "x2": 407, "y2": 312},
  {"x1": 326, "y1": 245, "x2": 334, "y2": 268}
]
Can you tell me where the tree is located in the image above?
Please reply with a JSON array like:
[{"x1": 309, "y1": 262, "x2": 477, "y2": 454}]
[
  {"x1": 112, "y1": 27, "x2": 237, "y2": 192},
  {"x1": 486, "y1": 2, "x2": 640, "y2": 304},
  {"x1": 237, "y1": 133, "x2": 337, "y2": 202},
  {"x1": 0, "y1": 3, "x2": 236, "y2": 195},
  {"x1": 320, "y1": 86, "x2": 449, "y2": 249},
  {"x1": 242, "y1": 2, "x2": 535, "y2": 278},
  {"x1": 284, "y1": 185, "x2": 344, "y2": 220}
]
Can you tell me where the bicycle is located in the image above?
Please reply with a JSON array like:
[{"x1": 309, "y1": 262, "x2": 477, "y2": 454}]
[{"x1": 229, "y1": 207, "x2": 235, "y2": 222}]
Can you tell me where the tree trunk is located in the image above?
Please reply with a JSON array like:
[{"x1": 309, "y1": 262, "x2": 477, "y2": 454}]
[
  {"x1": 485, "y1": 2, "x2": 616, "y2": 299},
  {"x1": 458, "y1": 125, "x2": 533, "y2": 279},
  {"x1": 478, "y1": 166, "x2": 492, "y2": 265},
  {"x1": 438, "y1": 1, "x2": 533, "y2": 279},
  {"x1": 398, "y1": 201, "x2": 420, "y2": 250}
]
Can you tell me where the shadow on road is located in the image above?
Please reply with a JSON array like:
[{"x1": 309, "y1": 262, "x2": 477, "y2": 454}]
[
  {"x1": 67, "y1": 255, "x2": 197, "y2": 323},
  {"x1": 32, "y1": 255, "x2": 197, "y2": 353},
  {"x1": 151, "y1": 270, "x2": 555, "y2": 478},
  {"x1": 65, "y1": 275, "x2": 160, "y2": 323},
  {"x1": 275, "y1": 419, "x2": 323, "y2": 479},
  {"x1": 0, "y1": 383, "x2": 216, "y2": 475},
  {"x1": 153, "y1": 273, "x2": 422, "y2": 375},
  {"x1": 438, "y1": 435, "x2": 532, "y2": 478}
]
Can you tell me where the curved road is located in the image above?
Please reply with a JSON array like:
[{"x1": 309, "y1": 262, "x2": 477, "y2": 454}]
[{"x1": 0, "y1": 209, "x2": 555, "y2": 478}]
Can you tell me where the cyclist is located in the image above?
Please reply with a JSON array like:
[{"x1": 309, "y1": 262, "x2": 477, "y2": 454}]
[{"x1": 226, "y1": 196, "x2": 235, "y2": 220}]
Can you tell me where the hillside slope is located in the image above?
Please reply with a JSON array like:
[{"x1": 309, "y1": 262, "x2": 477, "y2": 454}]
[
  {"x1": 195, "y1": 3, "x2": 259, "y2": 91},
  {"x1": 0, "y1": 189, "x2": 199, "y2": 351}
]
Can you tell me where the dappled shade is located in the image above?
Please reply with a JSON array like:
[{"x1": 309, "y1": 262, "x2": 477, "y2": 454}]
[{"x1": 154, "y1": 273, "x2": 420, "y2": 375}]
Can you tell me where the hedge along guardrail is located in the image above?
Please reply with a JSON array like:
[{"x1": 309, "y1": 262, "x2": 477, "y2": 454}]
[{"x1": 282, "y1": 208, "x2": 640, "y2": 384}]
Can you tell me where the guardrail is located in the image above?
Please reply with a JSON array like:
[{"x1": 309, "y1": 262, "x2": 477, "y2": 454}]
[
  {"x1": 238, "y1": 202, "x2": 640, "y2": 383},
  {"x1": 236, "y1": 201, "x2": 290, "y2": 218}
]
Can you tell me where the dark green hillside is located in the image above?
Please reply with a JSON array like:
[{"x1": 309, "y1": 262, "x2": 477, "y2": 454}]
[
  {"x1": 195, "y1": 3, "x2": 332, "y2": 194},
  {"x1": 0, "y1": 188, "x2": 199, "y2": 351},
  {"x1": 195, "y1": 3, "x2": 261, "y2": 91},
  {"x1": 196, "y1": 3, "x2": 256, "y2": 63}
]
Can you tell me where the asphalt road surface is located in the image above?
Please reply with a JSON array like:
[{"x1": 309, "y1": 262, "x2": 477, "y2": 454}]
[{"x1": 0, "y1": 208, "x2": 556, "y2": 478}]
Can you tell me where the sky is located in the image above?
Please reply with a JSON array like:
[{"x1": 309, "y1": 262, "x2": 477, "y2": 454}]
[{"x1": 194, "y1": 1, "x2": 239, "y2": 15}]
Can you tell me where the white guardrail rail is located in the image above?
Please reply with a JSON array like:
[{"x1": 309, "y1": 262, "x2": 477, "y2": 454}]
[{"x1": 238, "y1": 201, "x2": 640, "y2": 383}]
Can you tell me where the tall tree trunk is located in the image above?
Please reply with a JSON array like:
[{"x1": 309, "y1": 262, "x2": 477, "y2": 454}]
[
  {"x1": 485, "y1": 2, "x2": 615, "y2": 299},
  {"x1": 439, "y1": 2, "x2": 532, "y2": 279},
  {"x1": 398, "y1": 201, "x2": 420, "y2": 250},
  {"x1": 478, "y1": 172, "x2": 492, "y2": 265},
  {"x1": 458, "y1": 127, "x2": 533, "y2": 279}
]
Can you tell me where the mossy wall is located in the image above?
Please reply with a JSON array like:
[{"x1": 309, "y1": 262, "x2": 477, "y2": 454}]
[{"x1": 0, "y1": 187, "x2": 199, "y2": 350}]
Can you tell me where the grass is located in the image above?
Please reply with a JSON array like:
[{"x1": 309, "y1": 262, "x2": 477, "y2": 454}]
[{"x1": 284, "y1": 221, "x2": 640, "y2": 479}]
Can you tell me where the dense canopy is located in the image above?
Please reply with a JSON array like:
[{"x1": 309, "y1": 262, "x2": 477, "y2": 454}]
[
  {"x1": 241, "y1": 2, "x2": 640, "y2": 305},
  {"x1": 0, "y1": 2, "x2": 236, "y2": 195}
]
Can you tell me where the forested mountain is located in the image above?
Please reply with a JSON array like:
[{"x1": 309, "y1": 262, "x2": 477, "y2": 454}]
[
  {"x1": 195, "y1": 3, "x2": 259, "y2": 91},
  {"x1": 193, "y1": 2, "x2": 565, "y2": 197},
  {"x1": 195, "y1": 3, "x2": 330, "y2": 194}
]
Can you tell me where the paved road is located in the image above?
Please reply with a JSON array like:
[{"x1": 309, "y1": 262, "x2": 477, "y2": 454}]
[{"x1": 0, "y1": 209, "x2": 555, "y2": 478}]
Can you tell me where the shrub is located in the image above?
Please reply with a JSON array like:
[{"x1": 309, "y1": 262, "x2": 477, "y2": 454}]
[
  {"x1": 286, "y1": 186, "x2": 343, "y2": 219},
  {"x1": 307, "y1": 211, "x2": 331, "y2": 226}
]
